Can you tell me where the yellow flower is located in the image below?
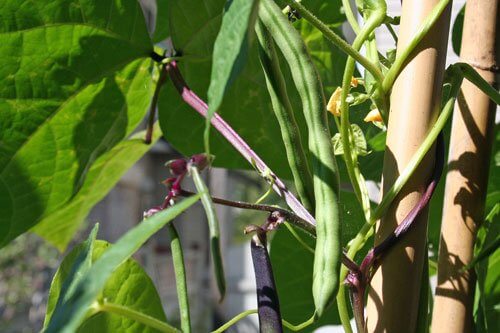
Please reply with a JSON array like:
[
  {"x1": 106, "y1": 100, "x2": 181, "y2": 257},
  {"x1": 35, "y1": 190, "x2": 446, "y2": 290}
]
[
  {"x1": 327, "y1": 87, "x2": 342, "y2": 116},
  {"x1": 364, "y1": 109, "x2": 382, "y2": 123}
]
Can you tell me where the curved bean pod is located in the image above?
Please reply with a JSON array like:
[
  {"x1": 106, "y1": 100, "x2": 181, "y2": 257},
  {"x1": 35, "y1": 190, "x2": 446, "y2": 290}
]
[
  {"x1": 259, "y1": 0, "x2": 341, "y2": 318},
  {"x1": 251, "y1": 232, "x2": 283, "y2": 333},
  {"x1": 255, "y1": 20, "x2": 315, "y2": 213}
]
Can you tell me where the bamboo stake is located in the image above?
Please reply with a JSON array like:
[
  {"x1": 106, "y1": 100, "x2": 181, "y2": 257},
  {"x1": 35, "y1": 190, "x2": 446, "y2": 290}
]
[
  {"x1": 365, "y1": 1, "x2": 452, "y2": 332},
  {"x1": 431, "y1": 1, "x2": 498, "y2": 332}
]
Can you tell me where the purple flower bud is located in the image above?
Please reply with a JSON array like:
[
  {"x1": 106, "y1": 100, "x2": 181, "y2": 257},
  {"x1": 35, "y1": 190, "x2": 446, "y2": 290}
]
[
  {"x1": 189, "y1": 153, "x2": 214, "y2": 171},
  {"x1": 165, "y1": 158, "x2": 187, "y2": 176}
]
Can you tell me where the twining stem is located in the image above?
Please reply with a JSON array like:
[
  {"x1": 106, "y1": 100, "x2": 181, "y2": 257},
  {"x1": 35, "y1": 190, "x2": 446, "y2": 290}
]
[
  {"x1": 344, "y1": 133, "x2": 444, "y2": 331},
  {"x1": 165, "y1": 61, "x2": 315, "y2": 225},
  {"x1": 145, "y1": 65, "x2": 168, "y2": 144},
  {"x1": 337, "y1": 67, "x2": 464, "y2": 332},
  {"x1": 94, "y1": 301, "x2": 181, "y2": 333},
  {"x1": 285, "y1": 0, "x2": 383, "y2": 85},
  {"x1": 382, "y1": 0, "x2": 451, "y2": 93}
]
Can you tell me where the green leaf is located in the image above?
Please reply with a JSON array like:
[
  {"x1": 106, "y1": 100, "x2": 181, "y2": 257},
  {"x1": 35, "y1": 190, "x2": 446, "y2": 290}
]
[
  {"x1": 270, "y1": 191, "x2": 370, "y2": 330},
  {"x1": 45, "y1": 224, "x2": 99, "y2": 326},
  {"x1": 44, "y1": 195, "x2": 200, "y2": 333},
  {"x1": 331, "y1": 124, "x2": 370, "y2": 156},
  {"x1": 31, "y1": 126, "x2": 162, "y2": 251},
  {"x1": 475, "y1": 211, "x2": 500, "y2": 332},
  {"x1": 451, "y1": 4, "x2": 465, "y2": 56},
  {"x1": 45, "y1": 237, "x2": 167, "y2": 333},
  {"x1": 205, "y1": 0, "x2": 260, "y2": 153},
  {"x1": 153, "y1": 0, "x2": 170, "y2": 43},
  {"x1": 0, "y1": 0, "x2": 154, "y2": 247}
]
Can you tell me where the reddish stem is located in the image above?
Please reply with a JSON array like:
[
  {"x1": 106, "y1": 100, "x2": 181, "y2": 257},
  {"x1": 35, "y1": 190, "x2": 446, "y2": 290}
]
[{"x1": 165, "y1": 61, "x2": 315, "y2": 225}]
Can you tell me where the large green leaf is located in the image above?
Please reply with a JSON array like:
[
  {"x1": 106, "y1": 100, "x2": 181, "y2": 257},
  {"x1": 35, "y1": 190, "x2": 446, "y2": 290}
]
[
  {"x1": 44, "y1": 195, "x2": 200, "y2": 333},
  {"x1": 0, "y1": 0, "x2": 154, "y2": 247},
  {"x1": 31, "y1": 126, "x2": 162, "y2": 251},
  {"x1": 159, "y1": 0, "x2": 347, "y2": 180},
  {"x1": 270, "y1": 191, "x2": 370, "y2": 331},
  {"x1": 45, "y1": 237, "x2": 167, "y2": 333},
  {"x1": 153, "y1": 0, "x2": 170, "y2": 43}
]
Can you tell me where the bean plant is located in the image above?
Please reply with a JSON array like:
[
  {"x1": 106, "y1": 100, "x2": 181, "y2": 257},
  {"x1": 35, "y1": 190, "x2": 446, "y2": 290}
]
[{"x1": 0, "y1": 0, "x2": 498, "y2": 332}]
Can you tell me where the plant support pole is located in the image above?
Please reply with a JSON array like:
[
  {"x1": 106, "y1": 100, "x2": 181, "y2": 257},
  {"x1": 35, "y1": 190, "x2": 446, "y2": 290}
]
[
  {"x1": 365, "y1": 0, "x2": 452, "y2": 331},
  {"x1": 432, "y1": 1, "x2": 499, "y2": 332}
]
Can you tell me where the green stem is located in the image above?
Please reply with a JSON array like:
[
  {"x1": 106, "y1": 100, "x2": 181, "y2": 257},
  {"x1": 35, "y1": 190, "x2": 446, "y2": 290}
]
[
  {"x1": 336, "y1": 288, "x2": 354, "y2": 333},
  {"x1": 382, "y1": 0, "x2": 451, "y2": 93},
  {"x1": 341, "y1": 0, "x2": 361, "y2": 33},
  {"x1": 385, "y1": 22, "x2": 398, "y2": 43},
  {"x1": 210, "y1": 309, "x2": 258, "y2": 333},
  {"x1": 285, "y1": 0, "x2": 384, "y2": 84},
  {"x1": 168, "y1": 224, "x2": 192, "y2": 333},
  {"x1": 365, "y1": 33, "x2": 389, "y2": 124},
  {"x1": 282, "y1": 314, "x2": 316, "y2": 331},
  {"x1": 339, "y1": 13, "x2": 384, "y2": 223},
  {"x1": 95, "y1": 302, "x2": 181, "y2": 333}
]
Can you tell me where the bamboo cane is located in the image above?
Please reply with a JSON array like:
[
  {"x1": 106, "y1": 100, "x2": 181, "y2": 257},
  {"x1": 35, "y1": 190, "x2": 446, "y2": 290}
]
[
  {"x1": 431, "y1": 1, "x2": 498, "y2": 332},
  {"x1": 365, "y1": 1, "x2": 452, "y2": 332}
]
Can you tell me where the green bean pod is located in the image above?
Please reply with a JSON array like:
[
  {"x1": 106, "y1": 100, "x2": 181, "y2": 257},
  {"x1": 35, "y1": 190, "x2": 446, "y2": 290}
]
[
  {"x1": 168, "y1": 224, "x2": 191, "y2": 333},
  {"x1": 255, "y1": 20, "x2": 315, "y2": 213},
  {"x1": 189, "y1": 164, "x2": 226, "y2": 301},
  {"x1": 259, "y1": 0, "x2": 341, "y2": 318}
]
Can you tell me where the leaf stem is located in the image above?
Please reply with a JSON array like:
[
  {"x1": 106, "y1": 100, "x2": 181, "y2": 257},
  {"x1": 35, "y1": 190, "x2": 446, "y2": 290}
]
[
  {"x1": 281, "y1": 314, "x2": 316, "y2": 331},
  {"x1": 95, "y1": 301, "x2": 181, "y2": 333},
  {"x1": 283, "y1": 222, "x2": 315, "y2": 254},
  {"x1": 178, "y1": 189, "x2": 316, "y2": 236},
  {"x1": 145, "y1": 65, "x2": 168, "y2": 144},
  {"x1": 165, "y1": 61, "x2": 315, "y2": 225},
  {"x1": 341, "y1": 0, "x2": 361, "y2": 34}
]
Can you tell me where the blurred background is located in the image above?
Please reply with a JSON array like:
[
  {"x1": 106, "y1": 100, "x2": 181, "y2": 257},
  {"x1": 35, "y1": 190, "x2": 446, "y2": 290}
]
[{"x1": 0, "y1": 0, "x2": 467, "y2": 332}]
